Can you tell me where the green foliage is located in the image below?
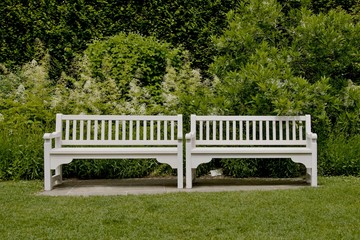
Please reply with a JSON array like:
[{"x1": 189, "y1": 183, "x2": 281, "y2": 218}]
[
  {"x1": 83, "y1": 33, "x2": 183, "y2": 103},
  {"x1": 0, "y1": 125, "x2": 44, "y2": 180},
  {"x1": 291, "y1": 8, "x2": 360, "y2": 87},
  {"x1": 1, "y1": 0, "x2": 359, "y2": 180},
  {"x1": 0, "y1": 55, "x2": 54, "y2": 128},
  {"x1": 0, "y1": 56, "x2": 54, "y2": 180},
  {"x1": 0, "y1": 0, "x2": 237, "y2": 79},
  {"x1": 208, "y1": 0, "x2": 360, "y2": 177},
  {"x1": 319, "y1": 134, "x2": 360, "y2": 176}
]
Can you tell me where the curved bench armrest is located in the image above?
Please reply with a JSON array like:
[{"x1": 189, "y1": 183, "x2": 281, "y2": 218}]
[
  {"x1": 43, "y1": 131, "x2": 61, "y2": 140},
  {"x1": 307, "y1": 132, "x2": 318, "y2": 140},
  {"x1": 177, "y1": 134, "x2": 183, "y2": 140},
  {"x1": 185, "y1": 132, "x2": 195, "y2": 140}
]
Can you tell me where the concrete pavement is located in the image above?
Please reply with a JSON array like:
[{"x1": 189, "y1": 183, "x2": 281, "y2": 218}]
[{"x1": 39, "y1": 176, "x2": 309, "y2": 196}]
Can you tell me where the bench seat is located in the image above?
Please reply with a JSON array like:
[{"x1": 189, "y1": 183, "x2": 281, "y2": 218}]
[
  {"x1": 191, "y1": 147, "x2": 312, "y2": 154},
  {"x1": 50, "y1": 147, "x2": 179, "y2": 155}
]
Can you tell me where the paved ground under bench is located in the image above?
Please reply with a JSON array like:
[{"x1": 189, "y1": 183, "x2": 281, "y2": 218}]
[{"x1": 39, "y1": 177, "x2": 309, "y2": 196}]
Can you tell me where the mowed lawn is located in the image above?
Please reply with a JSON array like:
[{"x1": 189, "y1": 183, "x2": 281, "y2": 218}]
[{"x1": 0, "y1": 177, "x2": 359, "y2": 240}]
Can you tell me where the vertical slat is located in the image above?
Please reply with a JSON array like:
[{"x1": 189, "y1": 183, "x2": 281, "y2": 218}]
[
  {"x1": 239, "y1": 121, "x2": 243, "y2": 140},
  {"x1": 226, "y1": 121, "x2": 230, "y2": 140},
  {"x1": 101, "y1": 120, "x2": 105, "y2": 140},
  {"x1": 299, "y1": 124, "x2": 303, "y2": 141},
  {"x1": 246, "y1": 121, "x2": 250, "y2": 141},
  {"x1": 199, "y1": 121, "x2": 203, "y2": 140},
  {"x1": 206, "y1": 120, "x2": 210, "y2": 140},
  {"x1": 273, "y1": 120, "x2": 276, "y2": 140},
  {"x1": 157, "y1": 120, "x2": 161, "y2": 140},
  {"x1": 122, "y1": 120, "x2": 126, "y2": 140},
  {"x1": 80, "y1": 120, "x2": 84, "y2": 141},
  {"x1": 252, "y1": 120, "x2": 256, "y2": 140},
  {"x1": 266, "y1": 120, "x2": 270, "y2": 141},
  {"x1": 144, "y1": 120, "x2": 147, "y2": 140},
  {"x1": 94, "y1": 120, "x2": 98, "y2": 140},
  {"x1": 279, "y1": 121, "x2": 283, "y2": 140},
  {"x1": 213, "y1": 120, "x2": 217, "y2": 140},
  {"x1": 218, "y1": 121, "x2": 221, "y2": 140},
  {"x1": 286, "y1": 120, "x2": 290, "y2": 140},
  {"x1": 129, "y1": 120, "x2": 133, "y2": 140},
  {"x1": 87, "y1": 120, "x2": 91, "y2": 140},
  {"x1": 292, "y1": 120, "x2": 296, "y2": 140},
  {"x1": 164, "y1": 121, "x2": 168, "y2": 141},
  {"x1": 108, "y1": 120, "x2": 112, "y2": 140},
  {"x1": 115, "y1": 120, "x2": 119, "y2": 140},
  {"x1": 170, "y1": 120, "x2": 174, "y2": 140},
  {"x1": 259, "y1": 120, "x2": 263, "y2": 141},
  {"x1": 65, "y1": 120, "x2": 70, "y2": 140},
  {"x1": 233, "y1": 121, "x2": 236, "y2": 141},
  {"x1": 136, "y1": 120, "x2": 140, "y2": 141},
  {"x1": 150, "y1": 120, "x2": 154, "y2": 141},
  {"x1": 72, "y1": 120, "x2": 77, "y2": 140}
]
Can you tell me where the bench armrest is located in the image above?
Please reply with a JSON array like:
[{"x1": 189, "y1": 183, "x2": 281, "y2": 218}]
[
  {"x1": 43, "y1": 131, "x2": 61, "y2": 140},
  {"x1": 177, "y1": 134, "x2": 183, "y2": 140},
  {"x1": 307, "y1": 132, "x2": 318, "y2": 140},
  {"x1": 185, "y1": 132, "x2": 195, "y2": 140}
]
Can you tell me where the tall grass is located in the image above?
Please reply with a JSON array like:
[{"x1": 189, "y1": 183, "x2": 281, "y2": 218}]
[
  {"x1": 0, "y1": 125, "x2": 44, "y2": 180},
  {"x1": 319, "y1": 134, "x2": 360, "y2": 176}
]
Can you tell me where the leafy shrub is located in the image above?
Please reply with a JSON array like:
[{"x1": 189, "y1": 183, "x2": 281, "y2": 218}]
[
  {"x1": 0, "y1": 55, "x2": 54, "y2": 180},
  {"x1": 291, "y1": 8, "x2": 360, "y2": 88},
  {"x1": 208, "y1": 0, "x2": 360, "y2": 177}
]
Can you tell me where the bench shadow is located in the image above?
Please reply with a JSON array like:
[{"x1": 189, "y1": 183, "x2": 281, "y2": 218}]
[
  {"x1": 193, "y1": 176, "x2": 308, "y2": 187},
  {"x1": 54, "y1": 176, "x2": 308, "y2": 189}
]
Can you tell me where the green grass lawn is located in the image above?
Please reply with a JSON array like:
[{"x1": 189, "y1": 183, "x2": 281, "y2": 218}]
[{"x1": 1, "y1": 177, "x2": 359, "y2": 240}]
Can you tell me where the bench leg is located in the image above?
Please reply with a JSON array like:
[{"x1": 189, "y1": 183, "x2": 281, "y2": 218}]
[
  {"x1": 55, "y1": 165, "x2": 63, "y2": 185},
  {"x1": 311, "y1": 167, "x2": 317, "y2": 187},
  {"x1": 177, "y1": 163, "x2": 183, "y2": 189},
  {"x1": 44, "y1": 140, "x2": 52, "y2": 191},
  {"x1": 44, "y1": 166, "x2": 52, "y2": 191},
  {"x1": 192, "y1": 169, "x2": 196, "y2": 181},
  {"x1": 306, "y1": 165, "x2": 317, "y2": 187},
  {"x1": 186, "y1": 144, "x2": 192, "y2": 188},
  {"x1": 186, "y1": 167, "x2": 193, "y2": 189}
]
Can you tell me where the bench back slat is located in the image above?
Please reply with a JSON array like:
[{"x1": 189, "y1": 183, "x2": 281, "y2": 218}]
[
  {"x1": 56, "y1": 114, "x2": 182, "y2": 146},
  {"x1": 191, "y1": 115, "x2": 311, "y2": 146}
]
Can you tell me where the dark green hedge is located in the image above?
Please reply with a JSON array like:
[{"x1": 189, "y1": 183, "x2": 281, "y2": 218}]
[{"x1": 0, "y1": 0, "x2": 238, "y2": 79}]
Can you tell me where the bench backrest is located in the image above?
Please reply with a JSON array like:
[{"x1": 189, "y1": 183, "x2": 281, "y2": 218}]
[
  {"x1": 190, "y1": 115, "x2": 311, "y2": 146},
  {"x1": 56, "y1": 114, "x2": 182, "y2": 146}
]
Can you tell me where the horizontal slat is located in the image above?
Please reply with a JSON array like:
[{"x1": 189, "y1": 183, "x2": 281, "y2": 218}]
[
  {"x1": 50, "y1": 147, "x2": 178, "y2": 155},
  {"x1": 194, "y1": 115, "x2": 307, "y2": 121},
  {"x1": 61, "y1": 115, "x2": 181, "y2": 121},
  {"x1": 196, "y1": 140, "x2": 307, "y2": 146},
  {"x1": 61, "y1": 140, "x2": 179, "y2": 146}
]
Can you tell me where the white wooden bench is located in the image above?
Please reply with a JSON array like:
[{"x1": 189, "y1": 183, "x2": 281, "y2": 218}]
[
  {"x1": 185, "y1": 115, "x2": 317, "y2": 188},
  {"x1": 44, "y1": 114, "x2": 183, "y2": 190}
]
